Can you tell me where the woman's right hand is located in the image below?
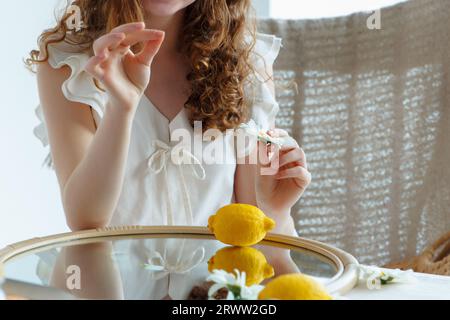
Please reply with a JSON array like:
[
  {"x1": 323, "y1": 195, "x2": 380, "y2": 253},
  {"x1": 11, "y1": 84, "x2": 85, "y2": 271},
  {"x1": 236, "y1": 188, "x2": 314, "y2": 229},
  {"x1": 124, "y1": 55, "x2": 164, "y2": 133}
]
[{"x1": 85, "y1": 22, "x2": 165, "y2": 113}]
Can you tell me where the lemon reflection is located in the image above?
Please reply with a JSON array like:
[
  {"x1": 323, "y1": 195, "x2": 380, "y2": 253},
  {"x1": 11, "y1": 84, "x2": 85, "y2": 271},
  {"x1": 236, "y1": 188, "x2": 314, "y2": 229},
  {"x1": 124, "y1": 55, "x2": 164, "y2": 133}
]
[{"x1": 208, "y1": 246, "x2": 274, "y2": 286}]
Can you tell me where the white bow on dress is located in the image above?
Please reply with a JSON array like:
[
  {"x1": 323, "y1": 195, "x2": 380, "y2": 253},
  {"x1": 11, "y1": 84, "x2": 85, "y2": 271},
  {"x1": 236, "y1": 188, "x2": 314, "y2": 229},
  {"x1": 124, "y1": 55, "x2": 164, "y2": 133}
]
[{"x1": 147, "y1": 140, "x2": 206, "y2": 225}]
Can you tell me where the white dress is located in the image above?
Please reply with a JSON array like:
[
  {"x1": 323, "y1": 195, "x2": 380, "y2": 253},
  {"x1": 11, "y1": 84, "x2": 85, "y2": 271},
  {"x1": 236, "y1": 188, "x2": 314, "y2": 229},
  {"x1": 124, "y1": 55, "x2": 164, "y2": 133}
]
[{"x1": 33, "y1": 32, "x2": 283, "y2": 228}]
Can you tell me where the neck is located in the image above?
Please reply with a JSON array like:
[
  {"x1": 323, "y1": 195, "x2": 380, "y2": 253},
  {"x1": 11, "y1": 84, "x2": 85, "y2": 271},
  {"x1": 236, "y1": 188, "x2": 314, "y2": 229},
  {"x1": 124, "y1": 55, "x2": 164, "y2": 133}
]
[{"x1": 144, "y1": 10, "x2": 185, "y2": 55}]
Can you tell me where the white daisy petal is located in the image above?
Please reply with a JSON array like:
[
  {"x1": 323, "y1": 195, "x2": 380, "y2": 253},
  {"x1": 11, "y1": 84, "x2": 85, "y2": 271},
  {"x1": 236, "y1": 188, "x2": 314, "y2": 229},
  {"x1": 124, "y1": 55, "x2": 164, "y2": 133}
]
[
  {"x1": 359, "y1": 265, "x2": 416, "y2": 290},
  {"x1": 207, "y1": 269, "x2": 266, "y2": 301},
  {"x1": 241, "y1": 285, "x2": 264, "y2": 300},
  {"x1": 207, "y1": 270, "x2": 229, "y2": 284},
  {"x1": 367, "y1": 274, "x2": 381, "y2": 290}
]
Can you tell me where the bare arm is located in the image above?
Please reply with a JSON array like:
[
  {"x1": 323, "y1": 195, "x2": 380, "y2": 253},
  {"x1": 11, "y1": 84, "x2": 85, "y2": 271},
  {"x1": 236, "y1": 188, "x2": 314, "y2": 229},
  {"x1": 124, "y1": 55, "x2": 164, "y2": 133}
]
[
  {"x1": 38, "y1": 65, "x2": 135, "y2": 230},
  {"x1": 38, "y1": 23, "x2": 165, "y2": 230},
  {"x1": 50, "y1": 242, "x2": 124, "y2": 299}
]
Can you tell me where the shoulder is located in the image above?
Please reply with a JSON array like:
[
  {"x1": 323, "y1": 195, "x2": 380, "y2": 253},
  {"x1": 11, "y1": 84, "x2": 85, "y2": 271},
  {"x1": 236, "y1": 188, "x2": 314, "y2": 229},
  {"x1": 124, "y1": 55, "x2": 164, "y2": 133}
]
[
  {"x1": 36, "y1": 58, "x2": 70, "y2": 86},
  {"x1": 36, "y1": 40, "x2": 106, "y2": 118},
  {"x1": 36, "y1": 40, "x2": 90, "y2": 91}
]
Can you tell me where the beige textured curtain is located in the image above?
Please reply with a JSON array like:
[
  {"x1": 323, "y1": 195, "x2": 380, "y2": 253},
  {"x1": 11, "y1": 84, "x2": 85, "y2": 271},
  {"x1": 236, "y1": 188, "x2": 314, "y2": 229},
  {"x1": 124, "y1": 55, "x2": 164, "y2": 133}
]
[{"x1": 259, "y1": 0, "x2": 450, "y2": 265}]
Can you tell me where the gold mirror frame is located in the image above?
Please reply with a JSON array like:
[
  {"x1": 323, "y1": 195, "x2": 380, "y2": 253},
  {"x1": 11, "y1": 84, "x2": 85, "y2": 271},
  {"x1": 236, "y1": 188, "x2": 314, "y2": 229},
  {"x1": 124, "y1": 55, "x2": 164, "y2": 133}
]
[{"x1": 0, "y1": 226, "x2": 360, "y2": 298}]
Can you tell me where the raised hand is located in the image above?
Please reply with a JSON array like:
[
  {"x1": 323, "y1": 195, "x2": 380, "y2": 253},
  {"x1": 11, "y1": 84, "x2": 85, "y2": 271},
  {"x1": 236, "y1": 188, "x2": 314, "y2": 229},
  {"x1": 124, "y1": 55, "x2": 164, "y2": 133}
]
[
  {"x1": 255, "y1": 129, "x2": 311, "y2": 223},
  {"x1": 84, "y1": 22, "x2": 165, "y2": 112}
]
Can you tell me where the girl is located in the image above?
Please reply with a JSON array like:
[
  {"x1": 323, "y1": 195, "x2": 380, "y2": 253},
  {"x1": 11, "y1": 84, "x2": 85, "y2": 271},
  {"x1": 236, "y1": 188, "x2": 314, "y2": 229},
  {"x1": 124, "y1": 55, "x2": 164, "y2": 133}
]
[{"x1": 30, "y1": 0, "x2": 311, "y2": 235}]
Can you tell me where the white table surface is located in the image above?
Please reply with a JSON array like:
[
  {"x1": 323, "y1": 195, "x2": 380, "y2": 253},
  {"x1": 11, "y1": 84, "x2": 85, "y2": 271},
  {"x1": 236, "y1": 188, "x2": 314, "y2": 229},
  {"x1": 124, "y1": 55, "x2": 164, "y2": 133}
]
[
  {"x1": 345, "y1": 269, "x2": 450, "y2": 300},
  {"x1": 2, "y1": 271, "x2": 449, "y2": 300}
]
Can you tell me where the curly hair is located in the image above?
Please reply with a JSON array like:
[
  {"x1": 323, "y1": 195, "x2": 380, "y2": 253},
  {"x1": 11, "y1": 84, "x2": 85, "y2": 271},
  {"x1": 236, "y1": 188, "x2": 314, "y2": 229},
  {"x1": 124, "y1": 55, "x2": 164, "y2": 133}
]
[{"x1": 27, "y1": 0, "x2": 258, "y2": 131}]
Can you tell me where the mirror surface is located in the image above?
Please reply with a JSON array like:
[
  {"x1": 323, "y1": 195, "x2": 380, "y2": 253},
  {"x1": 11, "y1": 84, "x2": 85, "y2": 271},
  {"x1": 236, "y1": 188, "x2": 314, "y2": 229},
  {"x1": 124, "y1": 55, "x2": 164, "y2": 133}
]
[{"x1": 3, "y1": 234, "x2": 338, "y2": 300}]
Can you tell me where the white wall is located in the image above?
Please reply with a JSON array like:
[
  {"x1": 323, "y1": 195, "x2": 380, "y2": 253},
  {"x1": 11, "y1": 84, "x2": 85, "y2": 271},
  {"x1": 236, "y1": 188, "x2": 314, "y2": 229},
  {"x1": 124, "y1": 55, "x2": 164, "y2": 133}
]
[
  {"x1": 253, "y1": 0, "x2": 270, "y2": 18},
  {"x1": 0, "y1": 0, "x2": 67, "y2": 248},
  {"x1": 268, "y1": 0, "x2": 408, "y2": 19}
]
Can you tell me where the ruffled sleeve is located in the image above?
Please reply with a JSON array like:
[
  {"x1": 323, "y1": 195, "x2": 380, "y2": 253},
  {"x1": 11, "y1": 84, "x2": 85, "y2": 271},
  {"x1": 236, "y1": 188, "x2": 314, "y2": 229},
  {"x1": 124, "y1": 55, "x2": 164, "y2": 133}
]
[
  {"x1": 247, "y1": 32, "x2": 283, "y2": 131},
  {"x1": 33, "y1": 43, "x2": 107, "y2": 167},
  {"x1": 237, "y1": 33, "x2": 282, "y2": 159}
]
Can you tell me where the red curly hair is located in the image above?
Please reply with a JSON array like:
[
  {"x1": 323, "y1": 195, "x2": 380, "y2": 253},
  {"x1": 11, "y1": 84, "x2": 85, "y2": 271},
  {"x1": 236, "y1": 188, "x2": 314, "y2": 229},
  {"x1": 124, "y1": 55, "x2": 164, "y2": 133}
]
[{"x1": 27, "y1": 0, "x2": 259, "y2": 131}]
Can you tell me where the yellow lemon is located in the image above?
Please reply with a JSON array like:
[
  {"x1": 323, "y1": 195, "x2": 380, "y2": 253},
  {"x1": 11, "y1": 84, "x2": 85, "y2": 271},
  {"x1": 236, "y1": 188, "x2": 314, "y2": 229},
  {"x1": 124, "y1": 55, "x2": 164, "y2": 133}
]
[
  {"x1": 258, "y1": 273, "x2": 332, "y2": 300},
  {"x1": 208, "y1": 204, "x2": 275, "y2": 247},
  {"x1": 208, "y1": 246, "x2": 275, "y2": 286}
]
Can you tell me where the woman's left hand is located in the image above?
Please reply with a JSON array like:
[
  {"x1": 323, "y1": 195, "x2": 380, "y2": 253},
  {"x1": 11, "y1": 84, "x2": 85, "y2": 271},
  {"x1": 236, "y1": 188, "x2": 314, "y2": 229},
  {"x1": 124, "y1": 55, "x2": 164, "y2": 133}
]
[{"x1": 255, "y1": 129, "x2": 311, "y2": 225}]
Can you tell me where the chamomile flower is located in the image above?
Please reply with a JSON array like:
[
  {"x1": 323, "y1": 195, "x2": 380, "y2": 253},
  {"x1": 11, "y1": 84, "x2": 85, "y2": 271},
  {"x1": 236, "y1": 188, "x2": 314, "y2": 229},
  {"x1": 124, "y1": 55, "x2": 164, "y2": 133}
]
[
  {"x1": 359, "y1": 265, "x2": 416, "y2": 290},
  {"x1": 238, "y1": 120, "x2": 284, "y2": 147},
  {"x1": 207, "y1": 269, "x2": 264, "y2": 300}
]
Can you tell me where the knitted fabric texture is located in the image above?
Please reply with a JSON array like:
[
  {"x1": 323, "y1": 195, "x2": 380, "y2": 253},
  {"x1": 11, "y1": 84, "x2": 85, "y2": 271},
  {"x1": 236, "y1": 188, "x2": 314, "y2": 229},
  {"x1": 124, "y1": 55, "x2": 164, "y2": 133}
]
[{"x1": 259, "y1": 0, "x2": 450, "y2": 265}]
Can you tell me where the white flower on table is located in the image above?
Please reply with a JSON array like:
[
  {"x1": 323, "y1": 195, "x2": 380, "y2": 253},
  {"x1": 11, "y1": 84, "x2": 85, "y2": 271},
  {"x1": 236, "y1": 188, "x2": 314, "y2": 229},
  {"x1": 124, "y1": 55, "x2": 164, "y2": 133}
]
[
  {"x1": 359, "y1": 265, "x2": 416, "y2": 290},
  {"x1": 207, "y1": 269, "x2": 264, "y2": 300}
]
